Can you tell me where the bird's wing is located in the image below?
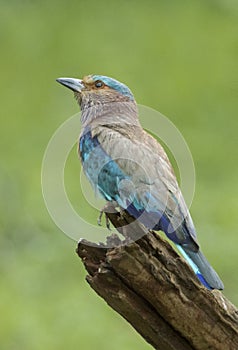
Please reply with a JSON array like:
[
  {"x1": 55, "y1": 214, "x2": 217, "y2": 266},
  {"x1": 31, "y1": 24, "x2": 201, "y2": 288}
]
[{"x1": 89, "y1": 124, "x2": 198, "y2": 248}]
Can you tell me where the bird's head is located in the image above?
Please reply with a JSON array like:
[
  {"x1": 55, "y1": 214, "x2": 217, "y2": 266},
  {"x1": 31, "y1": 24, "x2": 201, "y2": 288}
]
[{"x1": 56, "y1": 75, "x2": 135, "y2": 110}]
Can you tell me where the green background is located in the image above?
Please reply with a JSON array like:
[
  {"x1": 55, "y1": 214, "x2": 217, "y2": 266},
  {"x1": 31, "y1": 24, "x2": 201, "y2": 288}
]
[{"x1": 1, "y1": 0, "x2": 237, "y2": 349}]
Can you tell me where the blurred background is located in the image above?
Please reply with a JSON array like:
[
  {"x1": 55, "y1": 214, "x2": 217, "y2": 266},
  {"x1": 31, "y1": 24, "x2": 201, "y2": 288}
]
[{"x1": 1, "y1": 0, "x2": 238, "y2": 349}]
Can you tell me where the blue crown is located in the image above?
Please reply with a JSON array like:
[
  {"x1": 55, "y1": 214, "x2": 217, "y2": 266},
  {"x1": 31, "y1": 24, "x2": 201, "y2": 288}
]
[{"x1": 92, "y1": 75, "x2": 134, "y2": 100}]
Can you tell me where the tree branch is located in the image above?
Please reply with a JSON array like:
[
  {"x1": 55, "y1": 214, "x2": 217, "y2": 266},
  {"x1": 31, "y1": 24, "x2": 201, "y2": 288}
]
[{"x1": 76, "y1": 205, "x2": 238, "y2": 350}]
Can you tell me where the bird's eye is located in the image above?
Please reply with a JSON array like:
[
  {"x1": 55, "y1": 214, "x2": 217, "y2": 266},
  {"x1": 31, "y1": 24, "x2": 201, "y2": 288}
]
[{"x1": 95, "y1": 80, "x2": 104, "y2": 88}]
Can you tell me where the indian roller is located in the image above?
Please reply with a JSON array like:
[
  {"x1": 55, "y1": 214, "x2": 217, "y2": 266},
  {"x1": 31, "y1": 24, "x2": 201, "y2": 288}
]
[{"x1": 56, "y1": 74, "x2": 224, "y2": 290}]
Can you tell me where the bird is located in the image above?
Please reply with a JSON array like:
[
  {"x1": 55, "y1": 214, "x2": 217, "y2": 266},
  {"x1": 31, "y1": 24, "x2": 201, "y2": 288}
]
[{"x1": 56, "y1": 74, "x2": 224, "y2": 290}]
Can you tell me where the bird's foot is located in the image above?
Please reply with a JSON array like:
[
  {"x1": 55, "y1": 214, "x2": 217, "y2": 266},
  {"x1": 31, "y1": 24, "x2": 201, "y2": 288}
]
[
  {"x1": 97, "y1": 201, "x2": 118, "y2": 230},
  {"x1": 118, "y1": 207, "x2": 126, "y2": 220},
  {"x1": 97, "y1": 209, "x2": 111, "y2": 230}
]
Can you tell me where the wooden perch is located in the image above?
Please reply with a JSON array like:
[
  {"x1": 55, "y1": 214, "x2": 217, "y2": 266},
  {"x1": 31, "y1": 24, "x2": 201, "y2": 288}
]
[{"x1": 76, "y1": 205, "x2": 238, "y2": 350}]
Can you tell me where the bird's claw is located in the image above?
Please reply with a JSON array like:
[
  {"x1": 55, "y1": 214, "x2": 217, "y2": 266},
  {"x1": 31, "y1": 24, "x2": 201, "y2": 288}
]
[
  {"x1": 97, "y1": 205, "x2": 112, "y2": 231},
  {"x1": 97, "y1": 210, "x2": 103, "y2": 226},
  {"x1": 118, "y1": 207, "x2": 126, "y2": 219},
  {"x1": 105, "y1": 216, "x2": 111, "y2": 230}
]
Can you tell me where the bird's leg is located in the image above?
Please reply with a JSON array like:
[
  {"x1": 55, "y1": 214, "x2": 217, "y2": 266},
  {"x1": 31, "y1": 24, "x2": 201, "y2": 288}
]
[
  {"x1": 118, "y1": 206, "x2": 126, "y2": 221},
  {"x1": 97, "y1": 209, "x2": 111, "y2": 230},
  {"x1": 97, "y1": 209, "x2": 104, "y2": 227},
  {"x1": 97, "y1": 201, "x2": 118, "y2": 230}
]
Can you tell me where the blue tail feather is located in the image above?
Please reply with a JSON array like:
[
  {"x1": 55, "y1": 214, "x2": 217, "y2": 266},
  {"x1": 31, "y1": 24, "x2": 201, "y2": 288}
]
[{"x1": 176, "y1": 245, "x2": 223, "y2": 290}]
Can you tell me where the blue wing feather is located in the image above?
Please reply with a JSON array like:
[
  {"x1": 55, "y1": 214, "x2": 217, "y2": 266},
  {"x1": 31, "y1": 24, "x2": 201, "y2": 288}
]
[
  {"x1": 80, "y1": 128, "x2": 189, "y2": 244},
  {"x1": 79, "y1": 129, "x2": 127, "y2": 200}
]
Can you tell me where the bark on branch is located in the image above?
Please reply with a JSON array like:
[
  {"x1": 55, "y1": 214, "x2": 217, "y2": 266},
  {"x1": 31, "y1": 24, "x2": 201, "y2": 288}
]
[{"x1": 76, "y1": 205, "x2": 238, "y2": 350}]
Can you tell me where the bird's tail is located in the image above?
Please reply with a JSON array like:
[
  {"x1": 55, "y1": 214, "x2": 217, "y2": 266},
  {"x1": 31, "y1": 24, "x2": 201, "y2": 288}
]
[{"x1": 176, "y1": 245, "x2": 224, "y2": 290}]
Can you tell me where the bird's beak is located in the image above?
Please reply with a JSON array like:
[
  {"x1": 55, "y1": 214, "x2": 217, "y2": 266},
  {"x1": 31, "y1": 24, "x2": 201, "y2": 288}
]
[{"x1": 56, "y1": 77, "x2": 84, "y2": 92}]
